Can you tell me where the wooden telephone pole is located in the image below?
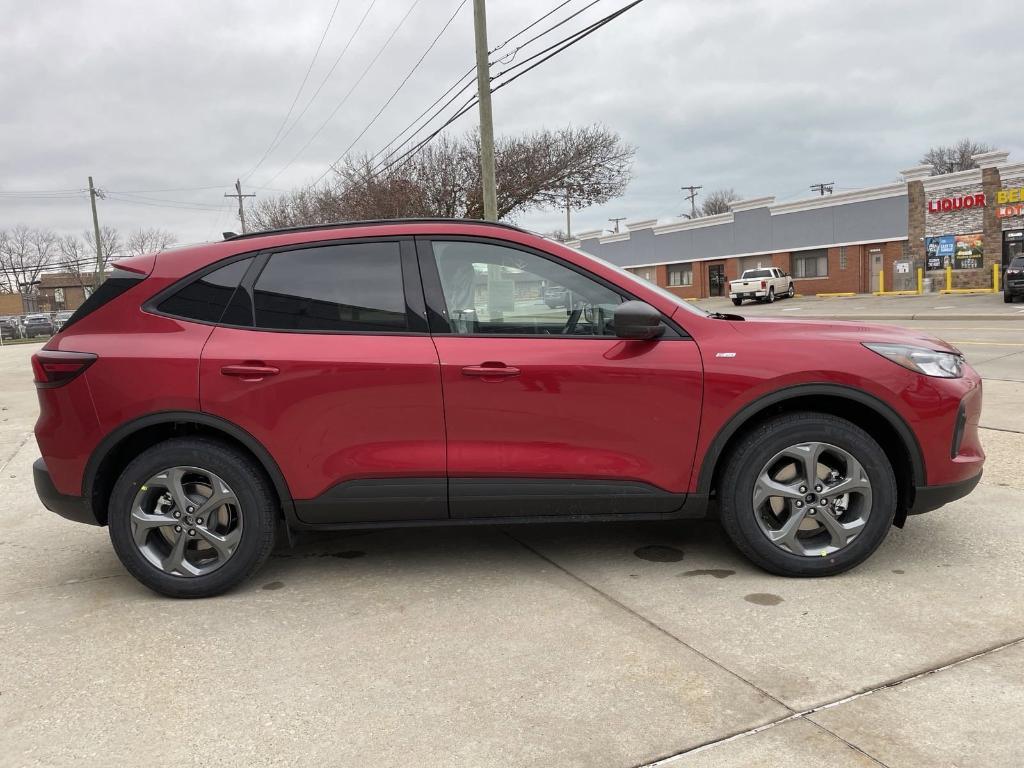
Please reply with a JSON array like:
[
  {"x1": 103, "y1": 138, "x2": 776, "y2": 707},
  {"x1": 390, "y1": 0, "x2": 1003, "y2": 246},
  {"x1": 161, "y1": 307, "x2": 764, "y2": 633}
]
[
  {"x1": 224, "y1": 179, "x2": 255, "y2": 233},
  {"x1": 473, "y1": 0, "x2": 497, "y2": 222}
]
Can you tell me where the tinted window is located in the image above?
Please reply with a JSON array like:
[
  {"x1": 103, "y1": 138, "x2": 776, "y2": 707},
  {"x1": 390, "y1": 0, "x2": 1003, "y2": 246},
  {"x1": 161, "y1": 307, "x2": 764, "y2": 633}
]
[
  {"x1": 431, "y1": 241, "x2": 623, "y2": 336},
  {"x1": 743, "y1": 269, "x2": 772, "y2": 278},
  {"x1": 1011, "y1": 257, "x2": 1024, "y2": 269},
  {"x1": 158, "y1": 257, "x2": 253, "y2": 324},
  {"x1": 253, "y1": 242, "x2": 407, "y2": 332},
  {"x1": 62, "y1": 267, "x2": 144, "y2": 331}
]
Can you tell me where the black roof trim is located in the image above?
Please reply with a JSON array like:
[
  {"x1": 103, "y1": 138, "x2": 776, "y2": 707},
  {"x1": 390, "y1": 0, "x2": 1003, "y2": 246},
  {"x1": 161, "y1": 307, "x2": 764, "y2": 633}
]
[{"x1": 224, "y1": 218, "x2": 531, "y2": 241}]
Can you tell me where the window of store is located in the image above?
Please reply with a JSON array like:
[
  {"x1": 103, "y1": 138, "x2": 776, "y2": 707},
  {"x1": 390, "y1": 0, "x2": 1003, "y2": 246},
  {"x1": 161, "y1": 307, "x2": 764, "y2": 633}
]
[
  {"x1": 632, "y1": 268, "x2": 655, "y2": 282},
  {"x1": 839, "y1": 246, "x2": 848, "y2": 271},
  {"x1": 793, "y1": 249, "x2": 828, "y2": 278},
  {"x1": 738, "y1": 255, "x2": 772, "y2": 273},
  {"x1": 667, "y1": 264, "x2": 692, "y2": 286}
]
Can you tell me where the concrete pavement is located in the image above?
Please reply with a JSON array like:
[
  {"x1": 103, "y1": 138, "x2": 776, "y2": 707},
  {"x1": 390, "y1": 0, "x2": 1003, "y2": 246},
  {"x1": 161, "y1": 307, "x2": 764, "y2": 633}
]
[{"x1": 1, "y1": 321, "x2": 1022, "y2": 767}]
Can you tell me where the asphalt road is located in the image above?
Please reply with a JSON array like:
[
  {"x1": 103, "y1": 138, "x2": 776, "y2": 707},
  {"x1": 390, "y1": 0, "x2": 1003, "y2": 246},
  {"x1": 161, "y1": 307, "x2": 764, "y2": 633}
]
[{"x1": 1, "y1": 311, "x2": 1022, "y2": 767}]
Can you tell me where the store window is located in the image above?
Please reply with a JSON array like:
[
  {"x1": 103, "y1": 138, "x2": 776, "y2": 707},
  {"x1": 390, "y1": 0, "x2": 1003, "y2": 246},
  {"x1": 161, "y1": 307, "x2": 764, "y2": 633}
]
[
  {"x1": 632, "y1": 268, "x2": 655, "y2": 282},
  {"x1": 793, "y1": 249, "x2": 828, "y2": 278},
  {"x1": 738, "y1": 255, "x2": 772, "y2": 273},
  {"x1": 839, "y1": 246, "x2": 848, "y2": 271},
  {"x1": 667, "y1": 263, "x2": 693, "y2": 286}
]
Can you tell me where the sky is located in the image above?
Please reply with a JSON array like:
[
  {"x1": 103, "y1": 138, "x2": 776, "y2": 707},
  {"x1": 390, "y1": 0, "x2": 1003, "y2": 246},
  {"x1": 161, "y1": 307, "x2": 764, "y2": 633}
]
[{"x1": 2, "y1": 0, "x2": 1022, "y2": 246}]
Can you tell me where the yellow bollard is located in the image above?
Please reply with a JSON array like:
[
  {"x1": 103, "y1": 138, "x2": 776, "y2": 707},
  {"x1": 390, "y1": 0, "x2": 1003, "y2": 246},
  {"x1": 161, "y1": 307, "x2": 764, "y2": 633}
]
[
  {"x1": 946, "y1": 265, "x2": 952, "y2": 292},
  {"x1": 994, "y1": 262, "x2": 1000, "y2": 292},
  {"x1": 917, "y1": 267, "x2": 923, "y2": 295}
]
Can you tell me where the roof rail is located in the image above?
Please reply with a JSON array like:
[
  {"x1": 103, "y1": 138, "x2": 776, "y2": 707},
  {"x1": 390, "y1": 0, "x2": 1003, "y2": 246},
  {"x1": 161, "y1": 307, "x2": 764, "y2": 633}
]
[{"x1": 224, "y1": 218, "x2": 530, "y2": 241}]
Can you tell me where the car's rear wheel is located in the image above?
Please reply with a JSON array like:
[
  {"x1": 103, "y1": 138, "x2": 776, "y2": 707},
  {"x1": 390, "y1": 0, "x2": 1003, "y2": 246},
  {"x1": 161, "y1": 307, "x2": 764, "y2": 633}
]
[
  {"x1": 718, "y1": 412, "x2": 897, "y2": 576},
  {"x1": 108, "y1": 438, "x2": 277, "y2": 598},
  {"x1": 767, "y1": 287, "x2": 775, "y2": 303},
  {"x1": 732, "y1": 298, "x2": 743, "y2": 306}
]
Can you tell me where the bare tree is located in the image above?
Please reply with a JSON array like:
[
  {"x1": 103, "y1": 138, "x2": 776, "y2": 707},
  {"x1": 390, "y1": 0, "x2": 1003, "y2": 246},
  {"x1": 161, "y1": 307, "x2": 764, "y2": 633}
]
[
  {"x1": 0, "y1": 225, "x2": 57, "y2": 296},
  {"x1": 700, "y1": 188, "x2": 740, "y2": 216},
  {"x1": 920, "y1": 139, "x2": 994, "y2": 176},
  {"x1": 250, "y1": 124, "x2": 635, "y2": 230},
  {"x1": 126, "y1": 228, "x2": 177, "y2": 257},
  {"x1": 80, "y1": 226, "x2": 123, "y2": 286},
  {"x1": 58, "y1": 234, "x2": 92, "y2": 287}
]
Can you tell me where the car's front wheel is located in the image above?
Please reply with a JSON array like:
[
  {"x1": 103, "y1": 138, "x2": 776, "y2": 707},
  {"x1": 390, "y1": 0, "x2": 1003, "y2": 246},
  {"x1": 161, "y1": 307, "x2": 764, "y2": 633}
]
[
  {"x1": 1006, "y1": 292, "x2": 1014, "y2": 304},
  {"x1": 787, "y1": 283, "x2": 795, "y2": 298},
  {"x1": 108, "y1": 438, "x2": 278, "y2": 598},
  {"x1": 718, "y1": 412, "x2": 897, "y2": 576}
]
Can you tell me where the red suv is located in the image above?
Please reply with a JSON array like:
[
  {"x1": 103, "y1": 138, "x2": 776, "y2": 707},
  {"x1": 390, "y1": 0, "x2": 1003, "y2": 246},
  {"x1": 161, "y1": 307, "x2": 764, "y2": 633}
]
[{"x1": 32, "y1": 220, "x2": 983, "y2": 597}]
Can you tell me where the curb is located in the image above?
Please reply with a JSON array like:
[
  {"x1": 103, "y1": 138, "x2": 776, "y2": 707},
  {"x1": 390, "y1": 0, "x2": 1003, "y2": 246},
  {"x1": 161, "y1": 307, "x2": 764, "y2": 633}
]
[{"x1": 756, "y1": 313, "x2": 1024, "y2": 322}]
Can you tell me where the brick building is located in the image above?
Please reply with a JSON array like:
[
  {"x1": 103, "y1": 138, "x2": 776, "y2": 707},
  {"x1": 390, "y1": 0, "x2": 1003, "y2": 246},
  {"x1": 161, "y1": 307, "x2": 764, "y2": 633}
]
[
  {"x1": 36, "y1": 272, "x2": 97, "y2": 312},
  {"x1": 568, "y1": 150, "x2": 1024, "y2": 299}
]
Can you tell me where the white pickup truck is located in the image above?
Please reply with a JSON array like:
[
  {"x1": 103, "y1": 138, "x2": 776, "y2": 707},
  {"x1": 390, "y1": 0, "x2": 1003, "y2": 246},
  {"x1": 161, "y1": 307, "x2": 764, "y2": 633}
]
[{"x1": 729, "y1": 267, "x2": 795, "y2": 305}]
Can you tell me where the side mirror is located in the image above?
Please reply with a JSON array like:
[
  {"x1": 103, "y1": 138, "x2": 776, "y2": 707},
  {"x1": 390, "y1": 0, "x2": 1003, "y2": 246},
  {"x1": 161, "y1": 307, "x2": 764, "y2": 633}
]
[{"x1": 614, "y1": 300, "x2": 665, "y2": 340}]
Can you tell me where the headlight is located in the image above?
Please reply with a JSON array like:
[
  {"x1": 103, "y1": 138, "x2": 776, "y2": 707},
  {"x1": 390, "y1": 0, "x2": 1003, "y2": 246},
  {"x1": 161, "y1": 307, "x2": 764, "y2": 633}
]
[{"x1": 863, "y1": 343, "x2": 964, "y2": 378}]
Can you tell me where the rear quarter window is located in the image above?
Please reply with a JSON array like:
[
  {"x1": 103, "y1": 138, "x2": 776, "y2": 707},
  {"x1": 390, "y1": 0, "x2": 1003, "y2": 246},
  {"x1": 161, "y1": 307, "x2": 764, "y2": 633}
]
[
  {"x1": 60, "y1": 268, "x2": 145, "y2": 331},
  {"x1": 157, "y1": 257, "x2": 254, "y2": 324}
]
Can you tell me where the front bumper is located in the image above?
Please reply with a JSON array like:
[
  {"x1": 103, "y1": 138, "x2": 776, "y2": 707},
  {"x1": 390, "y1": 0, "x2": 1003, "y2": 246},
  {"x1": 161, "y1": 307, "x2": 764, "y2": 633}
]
[
  {"x1": 908, "y1": 469, "x2": 983, "y2": 515},
  {"x1": 33, "y1": 458, "x2": 99, "y2": 525}
]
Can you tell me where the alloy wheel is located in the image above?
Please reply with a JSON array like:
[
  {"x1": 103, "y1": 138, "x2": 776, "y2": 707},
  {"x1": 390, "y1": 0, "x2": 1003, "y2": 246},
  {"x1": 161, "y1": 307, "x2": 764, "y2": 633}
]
[
  {"x1": 752, "y1": 442, "x2": 872, "y2": 557},
  {"x1": 130, "y1": 466, "x2": 243, "y2": 576}
]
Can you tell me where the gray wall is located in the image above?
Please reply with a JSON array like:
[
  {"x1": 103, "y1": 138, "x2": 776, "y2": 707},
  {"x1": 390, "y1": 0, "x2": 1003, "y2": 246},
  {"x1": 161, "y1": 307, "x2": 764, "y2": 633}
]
[{"x1": 579, "y1": 195, "x2": 908, "y2": 268}]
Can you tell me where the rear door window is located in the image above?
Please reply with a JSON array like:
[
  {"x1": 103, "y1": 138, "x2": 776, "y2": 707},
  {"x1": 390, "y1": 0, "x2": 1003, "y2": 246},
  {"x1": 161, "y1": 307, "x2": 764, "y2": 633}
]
[
  {"x1": 157, "y1": 257, "x2": 254, "y2": 324},
  {"x1": 252, "y1": 242, "x2": 408, "y2": 332}
]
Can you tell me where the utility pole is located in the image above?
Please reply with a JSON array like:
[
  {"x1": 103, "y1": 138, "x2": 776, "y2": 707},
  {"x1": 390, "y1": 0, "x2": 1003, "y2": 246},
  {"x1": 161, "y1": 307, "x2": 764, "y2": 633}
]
[
  {"x1": 473, "y1": 0, "x2": 498, "y2": 222},
  {"x1": 225, "y1": 179, "x2": 255, "y2": 234},
  {"x1": 681, "y1": 185, "x2": 702, "y2": 219},
  {"x1": 810, "y1": 182, "x2": 834, "y2": 196},
  {"x1": 565, "y1": 190, "x2": 572, "y2": 239},
  {"x1": 608, "y1": 217, "x2": 626, "y2": 234},
  {"x1": 88, "y1": 176, "x2": 105, "y2": 286}
]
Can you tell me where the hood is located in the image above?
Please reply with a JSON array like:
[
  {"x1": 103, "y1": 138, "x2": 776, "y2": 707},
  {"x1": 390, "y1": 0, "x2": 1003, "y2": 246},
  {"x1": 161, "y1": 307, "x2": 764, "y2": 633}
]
[{"x1": 729, "y1": 316, "x2": 961, "y2": 354}]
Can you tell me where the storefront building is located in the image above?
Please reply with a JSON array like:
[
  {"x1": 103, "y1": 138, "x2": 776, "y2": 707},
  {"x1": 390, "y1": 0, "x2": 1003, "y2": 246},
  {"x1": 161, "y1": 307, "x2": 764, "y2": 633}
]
[{"x1": 568, "y1": 150, "x2": 1024, "y2": 299}]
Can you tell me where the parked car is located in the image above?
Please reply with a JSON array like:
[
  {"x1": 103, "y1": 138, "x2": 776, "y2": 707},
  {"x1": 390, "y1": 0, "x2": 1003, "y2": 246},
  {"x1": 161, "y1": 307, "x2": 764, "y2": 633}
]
[
  {"x1": 53, "y1": 310, "x2": 74, "y2": 331},
  {"x1": 0, "y1": 316, "x2": 20, "y2": 340},
  {"x1": 1004, "y1": 256, "x2": 1024, "y2": 303},
  {"x1": 23, "y1": 314, "x2": 54, "y2": 338},
  {"x1": 729, "y1": 267, "x2": 795, "y2": 305},
  {"x1": 32, "y1": 219, "x2": 983, "y2": 598}
]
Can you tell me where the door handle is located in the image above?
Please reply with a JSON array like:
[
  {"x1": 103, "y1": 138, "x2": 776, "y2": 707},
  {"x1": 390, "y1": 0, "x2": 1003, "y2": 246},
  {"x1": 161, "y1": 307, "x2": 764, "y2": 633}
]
[
  {"x1": 461, "y1": 362, "x2": 520, "y2": 379},
  {"x1": 221, "y1": 363, "x2": 280, "y2": 380}
]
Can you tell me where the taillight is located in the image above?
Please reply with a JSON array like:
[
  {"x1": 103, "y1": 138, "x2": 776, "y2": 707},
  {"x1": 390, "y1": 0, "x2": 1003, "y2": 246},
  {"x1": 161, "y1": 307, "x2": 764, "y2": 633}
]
[
  {"x1": 760, "y1": 280, "x2": 767, "y2": 289},
  {"x1": 31, "y1": 351, "x2": 97, "y2": 388}
]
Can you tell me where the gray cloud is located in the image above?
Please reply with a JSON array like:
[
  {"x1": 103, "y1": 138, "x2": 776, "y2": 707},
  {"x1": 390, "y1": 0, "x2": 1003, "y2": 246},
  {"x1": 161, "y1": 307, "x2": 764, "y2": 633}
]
[{"x1": 1, "y1": 0, "x2": 1021, "y2": 244}]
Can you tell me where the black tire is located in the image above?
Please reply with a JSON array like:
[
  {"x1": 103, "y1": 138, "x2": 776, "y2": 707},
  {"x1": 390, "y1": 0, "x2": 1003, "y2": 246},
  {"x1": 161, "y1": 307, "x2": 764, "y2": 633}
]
[
  {"x1": 1005, "y1": 292, "x2": 1013, "y2": 304},
  {"x1": 767, "y1": 287, "x2": 775, "y2": 303},
  {"x1": 732, "y1": 298, "x2": 743, "y2": 306},
  {"x1": 718, "y1": 412, "x2": 897, "y2": 577},
  {"x1": 108, "y1": 437, "x2": 278, "y2": 598},
  {"x1": 787, "y1": 283, "x2": 795, "y2": 298}
]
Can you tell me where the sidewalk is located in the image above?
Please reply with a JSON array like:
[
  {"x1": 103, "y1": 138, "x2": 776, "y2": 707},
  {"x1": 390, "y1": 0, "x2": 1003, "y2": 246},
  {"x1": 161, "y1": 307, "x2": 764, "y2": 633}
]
[{"x1": 696, "y1": 291, "x2": 1024, "y2": 321}]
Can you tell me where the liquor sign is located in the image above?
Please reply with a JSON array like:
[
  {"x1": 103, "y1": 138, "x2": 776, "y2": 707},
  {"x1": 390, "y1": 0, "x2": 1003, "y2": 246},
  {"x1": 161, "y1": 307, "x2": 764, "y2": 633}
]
[
  {"x1": 925, "y1": 233, "x2": 984, "y2": 270},
  {"x1": 927, "y1": 194, "x2": 985, "y2": 213}
]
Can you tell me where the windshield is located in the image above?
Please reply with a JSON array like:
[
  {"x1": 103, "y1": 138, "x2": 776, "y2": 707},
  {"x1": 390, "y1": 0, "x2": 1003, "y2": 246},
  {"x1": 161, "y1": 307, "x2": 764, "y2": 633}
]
[
  {"x1": 551, "y1": 240, "x2": 710, "y2": 317},
  {"x1": 1011, "y1": 257, "x2": 1024, "y2": 270},
  {"x1": 742, "y1": 269, "x2": 772, "y2": 278}
]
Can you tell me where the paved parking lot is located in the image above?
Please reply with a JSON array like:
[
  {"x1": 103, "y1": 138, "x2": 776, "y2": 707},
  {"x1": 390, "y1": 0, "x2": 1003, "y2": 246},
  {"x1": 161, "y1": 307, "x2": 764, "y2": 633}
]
[{"x1": 2, "y1": 307, "x2": 1022, "y2": 767}]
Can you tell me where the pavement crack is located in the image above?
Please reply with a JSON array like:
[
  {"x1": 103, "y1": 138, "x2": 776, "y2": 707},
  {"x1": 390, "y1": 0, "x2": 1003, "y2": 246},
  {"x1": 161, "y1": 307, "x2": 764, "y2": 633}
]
[
  {"x1": 804, "y1": 719, "x2": 892, "y2": 767},
  {"x1": 0, "y1": 431, "x2": 34, "y2": 475},
  {"x1": 501, "y1": 529, "x2": 795, "y2": 715},
  {"x1": 979, "y1": 425, "x2": 1024, "y2": 435},
  {"x1": 636, "y1": 634, "x2": 1024, "y2": 766}
]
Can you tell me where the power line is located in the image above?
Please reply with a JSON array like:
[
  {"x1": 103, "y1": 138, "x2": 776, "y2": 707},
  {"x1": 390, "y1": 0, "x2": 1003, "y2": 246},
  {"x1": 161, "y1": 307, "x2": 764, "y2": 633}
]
[
  {"x1": 490, "y1": 0, "x2": 644, "y2": 87},
  {"x1": 680, "y1": 185, "x2": 702, "y2": 218},
  {"x1": 491, "y1": 0, "x2": 603, "y2": 65},
  {"x1": 370, "y1": 1, "x2": 645, "y2": 181},
  {"x1": 241, "y1": 0, "x2": 344, "y2": 183},
  {"x1": 366, "y1": 0, "x2": 591, "y2": 174},
  {"x1": 255, "y1": 0, "x2": 422, "y2": 190},
  {"x1": 313, "y1": 0, "x2": 468, "y2": 187},
  {"x1": 810, "y1": 182, "x2": 835, "y2": 196},
  {"x1": 246, "y1": 0, "x2": 379, "y2": 187}
]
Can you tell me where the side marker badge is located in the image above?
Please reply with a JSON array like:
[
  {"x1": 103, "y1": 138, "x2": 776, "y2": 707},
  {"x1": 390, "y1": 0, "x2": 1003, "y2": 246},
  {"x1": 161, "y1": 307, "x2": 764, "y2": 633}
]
[{"x1": 716, "y1": 352, "x2": 736, "y2": 358}]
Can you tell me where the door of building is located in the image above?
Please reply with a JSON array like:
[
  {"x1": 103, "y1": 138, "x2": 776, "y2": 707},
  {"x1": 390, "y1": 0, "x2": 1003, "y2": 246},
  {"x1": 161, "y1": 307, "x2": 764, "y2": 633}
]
[
  {"x1": 1004, "y1": 230, "x2": 1024, "y2": 271},
  {"x1": 708, "y1": 264, "x2": 726, "y2": 297},
  {"x1": 869, "y1": 248, "x2": 883, "y2": 292}
]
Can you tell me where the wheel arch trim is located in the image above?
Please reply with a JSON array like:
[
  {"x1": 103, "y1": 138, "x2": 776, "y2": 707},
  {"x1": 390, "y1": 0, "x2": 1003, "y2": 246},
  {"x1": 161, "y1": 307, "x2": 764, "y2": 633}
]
[
  {"x1": 696, "y1": 383, "x2": 926, "y2": 495},
  {"x1": 83, "y1": 410, "x2": 295, "y2": 520}
]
